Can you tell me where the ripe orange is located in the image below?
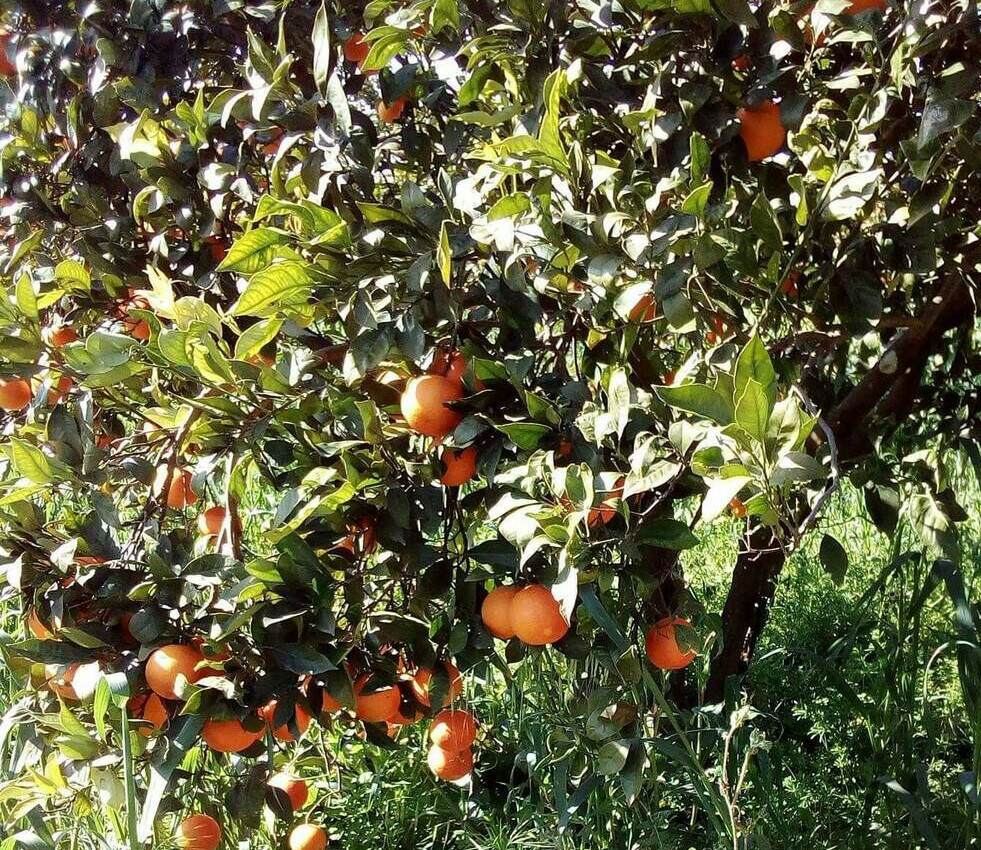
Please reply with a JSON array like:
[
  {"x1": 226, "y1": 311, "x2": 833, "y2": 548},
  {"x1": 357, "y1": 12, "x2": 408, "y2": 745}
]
[
  {"x1": 411, "y1": 661, "x2": 463, "y2": 707},
  {"x1": 729, "y1": 497, "x2": 747, "y2": 518},
  {"x1": 259, "y1": 700, "x2": 312, "y2": 742},
  {"x1": 400, "y1": 375, "x2": 464, "y2": 437},
  {"x1": 731, "y1": 54, "x2": 750, "y2": 71},
  {"x1": 429, "y1": 709, "x2": 477, "y2": 752},
  {"x1": 268, "y1": 773, "x2": 309, "y2": 812},
  {"x1": 353, "y1": 675, "x2": 401, "y2": 722},
  {"x1": 781, "y1": 271, "x2": 799, "y2": 298},
  {"x1": 481, "y1": 586, "x2": 519, "y2": 639},
  {"x1": 47, "y1": 663, "x2": 80, "y2": 700},
  {"x1": 145, "y1": 644, "x2": 206, "y2": 700},
  {"x1": 847, "y1": 0, "x2": 886, "y2": 11},
  {"x1": 36, "y1": 374, "x2": 73, "y2": 405},
  {"x1": 343, "y1": 31, "x2": 370, "y2": 64},
  {"x1": 46, "y1": 325, "x2": 78, "y2": 347},
  {"x1": 645, "y1": 617, "x2": 697, "y2": 670},
  {"x1": 0, "y1": 378, "x2": 31, "y2": 411},
  {"x1": 197, "y1": 506, "x2": 227, "y2": 537},
  {"x1": 205, "y1": 237, "x2": 228, "y2": 264},
  {"x1": 510, "y1": 584, "x2": 569, "y2": 646},
  {"x1": 167, "y1": 469, "x2": 198, "y2": 509},
  {"x1": 129, "y1": 692, "x2": 170, "y2": 736},
  {"x1": 737, "y1": 100, "x2": 786, "y2": 162},
  {"x1": 202, "y1": 716, "x2": 263, "y2": 753},
  {"x1": 377, "y1": 96, "x2": 407, "y2": 123},
  {"x1": 628, "y1": 293, "x2": 657, "y2": 323},
  {"x1": 176, "y1": 814, "x2": 221, "y2": 850},
  {"x1": 288, "y1": 824, "x2": 327, "y2": 850},
  {"x1": 28, "y1": 608, "x2": 53, "y2": 640},
  {"x1": 586, "y1": 476, "x2": 625, "y2": 528},
  {"x1": 427, "y1": 744, "x2": 473, "y2": 781},
  {"x1": 439, "y1": 446, "x2": 478, "y2": 486},
  {"x1": 0, "y1": 33, "x2": 14, "y2": 77},
  {"x1": 430, "y1": 350, "x2": 485, "y2": 389},
  {"x1": 124, "y1": 315, "x2": 151, "y2": 340}
]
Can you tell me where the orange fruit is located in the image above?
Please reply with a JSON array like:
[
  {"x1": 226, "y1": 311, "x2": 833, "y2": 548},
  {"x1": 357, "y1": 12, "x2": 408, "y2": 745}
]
[
  {"x1": 353, "y1": 675, "x2": 401, "y2": 722},
  {"x1": 268, "y1": 773, "x2": 309, "y2": 812},
  {"x1": 400, "y1": 375, "x2": 464, "y2": 437},
  {"x1": 0, "y1": 378, "x2": 31, "y2": 411},
  {"x1": 145, "y1": 644, "x2": 206, "y2": 701},
  {"x1": 586, "y1": 476, "x2": 625, "y2": 528},
  {"x1": 427, "y1": 744, "x2": 473, "y2": 781},
  {"x1": 781, "y1": 271, "x2": 799, "y2": 297},
  {"x1": 343, "y1": 31, "x2": 370, "y2": 64},
  {"x1": 628, "y1": 293, "x2": 657, "y2": 323},
  {"x1": 259, "y1": 700, "x2": 312, "y2": 742},
  {"x1": 481, "y1": 586, "x2": 518, "y2": 639},
  {"x1": 207, "y1": 239, "x2": 228, "y2": 264},
  {"x1": 439, "y1": 446, "x2": 478, "y2": 486},
  {"x1": 430, "y1": 350, "x2": 485, "y2": 389},
  {"x1": 847, "y1": 0, "x2": 886, "y2": 11},
  {"x1": 645, "y1": 617, "x2": 697, "y2": 670},
  {"x1": 410, "y1": 661, "x2": 463, "y2": 707},
  {"x1": 46, "y1": 325, "x2": 78, "y2": 347},
  {"x1": 731, "y1": 54, "x2": 750, "y2": 71},
  {"x1": 429, "y1": 709, "x2": 477, "y2": 751},
  {"x1": 389, "y1": 701, "x2": 425, "y2": 725},
  {"x1": 737, "y1": 100, "x2": 786, "y2": 162},
  {"x1": 35, "y1": 374, "x2": 73, "y2": 405},
  {"x1": 176, "y1": 814, "x2": 221, "y2": 850},
  {"x1": 288, "y1": 824, "x2": 327, "y2": 850},
  {"x1": 28, "y1": 608, "x2": 53, "y2": 640},
  {"x1": 129, "y1": 692, "x2": 170, "y2": 736},
  {"x1": 0, "y1": 33, "x2": 14, "y2": 77},
  {"x1": 197, "y1": 506, "x2": 227, "y2": 537},
  {"x1": 510, "y1": 584, "x2": 569, "y2": 646},
  {"x1": 202, "y1": 716, "x2": 263, "y2": 753},
  {"x1": 377, "y1": 96, "x2": 407, "y2": 123},
  {"x1": 47, "y1": 663, "x2": 80, "y2": 700},
  {"x1": 167, "y1": 469, "x2": 198, "y2": 509},
  {"x1": 124, "y1": 316, "x2": 151, "y2": 340},
  {"x1": 729, "y1": 497, "x2": 747, "y2": 518}
]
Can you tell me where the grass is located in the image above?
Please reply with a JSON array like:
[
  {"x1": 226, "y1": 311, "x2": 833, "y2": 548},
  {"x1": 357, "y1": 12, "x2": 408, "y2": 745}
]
[{"x1": 1, "y1": 476, "x2": 978, "y2": 849}]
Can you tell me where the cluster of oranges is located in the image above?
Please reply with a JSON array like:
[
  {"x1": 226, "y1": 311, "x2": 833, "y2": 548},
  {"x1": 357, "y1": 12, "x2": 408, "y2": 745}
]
[
  {"x1": 400, "y1": 350, "x2": 482, "y2": 487},
  {"x1": 177, "y1": 808, "x2": 326, "y2": 850},
  {"x1": 427, "y1": 708, "x2": 477, "y2": 781},
  {"x1": 481, "y1": 584, "x2": 570, "y2": 646}
]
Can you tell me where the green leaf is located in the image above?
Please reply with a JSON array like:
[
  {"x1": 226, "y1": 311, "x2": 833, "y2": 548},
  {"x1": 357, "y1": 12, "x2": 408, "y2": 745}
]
[
  {"x1": 734, "y1": 379, "x2": 770, "y2": 443},
  {"x1": 15, "y1": 274, "x2": 37, "y2": 319},
  {"x1": 771, "y1": 451, "x2": 826, "y2": 486},
  {"x1": 734, "y1": 335, "x2": 777, "y2": 411},
  {"x1": 750, "y1": 194, "x2": 783, "y2": 252},
  {"x1": 819, "y1": 534, "x2": 849, "y2": 585},
  {"x1": 230, "y1": 262, "x2": 312, "y2": 317},
  {"x1": 635, "y1": 517, "x2": 699, "y2": 550},
  {"x1": 656, "y1": 384, "x2": 732, "y2": 425},
  {"x1": 495, "y1": 422, "x2": 552, "y2": 450},
  {"x1": 437, "y1": 221, "x2": 452, "y2": 286},
  {"x1": 702, "y1": 476, "x2": 752, "y2": 521},
  {"x1": 218, "y1": 228, "x2": 290, "y2": 274},
  {"x1": 235, "y1": 318, "x2": 283, "y2": 360},
  {"x1": 54, "y1": 259, "x2": 91, "y2": 291},
  {"x1": 312, "y1": 2, "x2": 331, "y2": 94},
  {"x1": 680, "y1": 181, "x2": 712, "y2": 218},
  {"x1": 7, "y1": 440, "x2": 55, "y2": 484}
]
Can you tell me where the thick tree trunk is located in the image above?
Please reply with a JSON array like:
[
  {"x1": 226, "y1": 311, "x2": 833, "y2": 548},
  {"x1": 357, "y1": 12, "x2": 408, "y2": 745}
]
[{"x1": 705, "y1": 275, "x2": 974, "y2": 702}]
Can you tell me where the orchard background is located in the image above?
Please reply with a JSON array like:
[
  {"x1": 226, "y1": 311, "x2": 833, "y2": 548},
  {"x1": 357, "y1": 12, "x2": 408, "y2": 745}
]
[{"x1": 0, "y1": 0, "x2": 979, "y2": 848}]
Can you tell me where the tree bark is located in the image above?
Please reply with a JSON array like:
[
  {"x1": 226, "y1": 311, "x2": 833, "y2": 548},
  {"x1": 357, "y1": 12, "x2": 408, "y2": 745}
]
[{"x1": 705, "y1": 275, "x2": 974, "y2": 702}]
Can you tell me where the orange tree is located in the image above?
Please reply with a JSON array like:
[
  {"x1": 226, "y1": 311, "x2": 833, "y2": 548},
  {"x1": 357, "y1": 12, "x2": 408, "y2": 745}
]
[{"x1": 0, "y1": 0, "x2": 977, "y2": 845}]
